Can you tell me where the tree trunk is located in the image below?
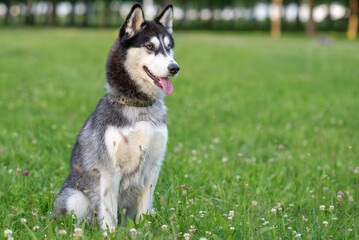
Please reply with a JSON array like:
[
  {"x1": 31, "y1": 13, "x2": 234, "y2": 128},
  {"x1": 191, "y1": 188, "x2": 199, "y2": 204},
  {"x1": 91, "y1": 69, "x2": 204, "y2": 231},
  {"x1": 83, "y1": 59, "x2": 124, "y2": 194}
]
[
  {"x1": 68, "y1": 0, "x2": 76, "y2": 26},
  {"x1": 82, "y1": 0, "x2": 90, "y2": 27},
  {"x1": 326, "y1": 0, "x2": 333, "y2": 30},
  {"x1": 294, "y1": 0, "x2": 302, "y2": 31},
  {"x1": 100, "y1": 0, "x2": 111, "y2": 27},
  {"x1": 178, "y1": 0, "x2": 189, "y2": 29},
  {"x1": 25, "y1": 0, "x2": 35, "y2": 25},
  {"x1": 4, "y1": 0, "x2": 10, "y2": 24},
  {"x1": 306, "y1": 0, "x2": 316, "y2": 36},
  {"x1": 347, "y1": 0, "x2": 358, "y2": 40},
  {"x1": 271, "y1": 0, "x2": 282, "y2": 38},
  {"x1": 51, "y1": 0, "x2": 57, "y2": 25}
]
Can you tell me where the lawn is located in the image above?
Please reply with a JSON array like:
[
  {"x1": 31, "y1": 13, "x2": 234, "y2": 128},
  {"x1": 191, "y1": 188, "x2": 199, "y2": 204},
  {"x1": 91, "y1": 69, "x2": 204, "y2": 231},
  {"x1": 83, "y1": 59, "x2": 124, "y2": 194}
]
[{"x1": 0, "y1": 28, "x2": 358, "y2": 239}]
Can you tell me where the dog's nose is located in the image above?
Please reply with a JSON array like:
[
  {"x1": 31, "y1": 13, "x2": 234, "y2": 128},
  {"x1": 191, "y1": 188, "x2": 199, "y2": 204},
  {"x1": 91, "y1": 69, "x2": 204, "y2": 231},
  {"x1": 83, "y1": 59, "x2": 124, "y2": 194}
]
[{"x1": 168, "y1": 63, "x2": 180, "y2": 75}]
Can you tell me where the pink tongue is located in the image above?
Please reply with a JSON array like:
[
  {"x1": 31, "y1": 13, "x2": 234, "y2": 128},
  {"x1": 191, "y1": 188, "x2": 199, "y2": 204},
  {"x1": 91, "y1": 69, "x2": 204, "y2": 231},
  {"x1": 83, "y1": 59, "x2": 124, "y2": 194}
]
[{"x1": 159, "y1": 77, "x2": 173, "y2": 95}]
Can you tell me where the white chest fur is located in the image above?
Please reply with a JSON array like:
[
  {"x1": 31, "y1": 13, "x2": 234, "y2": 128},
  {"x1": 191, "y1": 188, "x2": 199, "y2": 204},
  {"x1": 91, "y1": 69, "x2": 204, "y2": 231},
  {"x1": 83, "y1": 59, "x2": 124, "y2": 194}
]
[{"x1": 104, "y1": 121, "x2": 168, "y2": 174}]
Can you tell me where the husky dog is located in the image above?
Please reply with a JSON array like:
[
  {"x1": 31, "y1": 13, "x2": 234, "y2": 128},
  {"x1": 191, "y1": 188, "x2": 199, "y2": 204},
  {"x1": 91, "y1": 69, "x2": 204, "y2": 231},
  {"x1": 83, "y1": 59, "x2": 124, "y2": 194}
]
[{"x1": 54, "y1": 3, "x2": 180, "y2": 229}]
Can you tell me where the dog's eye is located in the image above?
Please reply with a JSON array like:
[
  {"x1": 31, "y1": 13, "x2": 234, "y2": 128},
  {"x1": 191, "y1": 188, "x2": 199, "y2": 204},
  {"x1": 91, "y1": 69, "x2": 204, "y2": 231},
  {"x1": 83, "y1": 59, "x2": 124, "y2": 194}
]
[{"x1": 146, "y1": 44, "x2": 154, "y2": 50}]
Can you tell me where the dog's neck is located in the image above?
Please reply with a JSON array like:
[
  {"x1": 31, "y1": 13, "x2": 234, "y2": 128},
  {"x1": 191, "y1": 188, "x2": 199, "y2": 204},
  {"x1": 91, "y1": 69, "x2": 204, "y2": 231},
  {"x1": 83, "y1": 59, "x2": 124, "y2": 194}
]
[
  {"x1": 105, "y1": 82, "x2": 157, "y2": 107},
  {"x1": 107, "y1": 93, "x2": 156, "y2": 107}
]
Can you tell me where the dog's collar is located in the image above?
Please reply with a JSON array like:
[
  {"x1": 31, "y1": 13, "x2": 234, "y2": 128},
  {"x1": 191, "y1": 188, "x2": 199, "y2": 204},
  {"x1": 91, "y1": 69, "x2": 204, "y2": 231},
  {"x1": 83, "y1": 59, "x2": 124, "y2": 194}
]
[{"x1": 107, "y1": 94, "x2": 156, "y2": 107}]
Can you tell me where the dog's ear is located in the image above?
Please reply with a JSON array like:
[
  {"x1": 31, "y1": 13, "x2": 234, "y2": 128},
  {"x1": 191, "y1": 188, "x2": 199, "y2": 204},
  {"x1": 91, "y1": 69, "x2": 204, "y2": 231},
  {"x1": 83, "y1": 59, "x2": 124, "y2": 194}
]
[
  {"x1": 155, "y1": 4, "x2": 173, "y2": 33},
  {"x1": 120, "y1": 3, "x2": 145, "y2": 38}
]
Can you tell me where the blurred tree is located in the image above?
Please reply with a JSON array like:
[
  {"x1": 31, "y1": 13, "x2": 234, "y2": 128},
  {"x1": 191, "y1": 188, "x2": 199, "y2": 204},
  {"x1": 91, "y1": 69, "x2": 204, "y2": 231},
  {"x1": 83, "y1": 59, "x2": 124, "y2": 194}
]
[
  {"x1": 51, "y1": 0, "x2": 57, "y2": 25},
  {"x1": 325, "y1": 0, "x2": 334, "y2": 29},
  {"x1": 25, "y1": 0, "x2": 35, "y2": 25},
  {"x1": 82, "y1": 0, "x2": 92, "y2": 26},
  {"x1": 294, "y1": 0, "x2": 303, "y2": 31},
  {"x1": 271, "y1": 0, "x2": 282, "y2": 37},
  {"x1": 100, "y1": 0, "x2": 111, "y2": 27},
  {"x1": 3, "y1": 0, "x2": 11, "y2": 24},
  {"x1": 306, "y1": 0, "x2": 315, "y2": 35},
  {"x1": 347, "y1": 0, "x2": 358, "y2": 39},
  {"x1": 68, "y1": 0, "x2": 76, "y2": 26}
]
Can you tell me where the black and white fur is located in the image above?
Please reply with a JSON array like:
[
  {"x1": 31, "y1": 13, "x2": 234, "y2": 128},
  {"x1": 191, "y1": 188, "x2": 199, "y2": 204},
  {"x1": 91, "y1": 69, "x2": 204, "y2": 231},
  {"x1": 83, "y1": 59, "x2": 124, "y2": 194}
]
[{"x1": 54, "y1": 3, "x2": 179, "y2": 229}]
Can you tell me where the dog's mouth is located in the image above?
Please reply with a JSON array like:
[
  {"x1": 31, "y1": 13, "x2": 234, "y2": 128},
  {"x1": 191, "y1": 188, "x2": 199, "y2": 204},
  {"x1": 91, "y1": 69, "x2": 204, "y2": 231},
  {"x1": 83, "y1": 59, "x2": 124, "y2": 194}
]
[{"x1": 143, "y1": 66, "x2": 173, "y2": 95}]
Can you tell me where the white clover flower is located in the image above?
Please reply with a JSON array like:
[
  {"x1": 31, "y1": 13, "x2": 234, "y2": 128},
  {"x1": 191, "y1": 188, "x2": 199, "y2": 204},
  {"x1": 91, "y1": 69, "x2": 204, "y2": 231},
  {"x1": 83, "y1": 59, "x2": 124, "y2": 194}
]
[
  {"x1": 323, "y1": 221, "x2": 328, "y2": 226},
  {"x1": 289, "y1": 203, "x2": 294, "y2": 207},
  {"x1": 199, "y1": 238, "x2": 208, "y2": 240},
  {"x1": 41, "y1": 216, "x2": 47, "y2": 221},
  {"x1": 129, "y1": 228, "x2": 137, "y2": 234},
  {"x1": 170, "y1": 207, "x2": 175, "y2": 211},
  {"x1": 20, "y1": 218, "x2": 27, "y2": 223},
  {"x1": 349, "y1": 196, "x2": 354, "y2": 202},
  {"x1": 182, "y1": 190, "x2": 187, "y2": 195},
  {"x1": 271, "y1": 208, "x2": 277, "y2": 213},
  {"x1": 205, "y1": 231, "x2": 212, "y2": 235},
  {"x1": 251, "y1": 201, "x2": 258, "y2": 207},
  {"x1": 184, "y1": 233, "x2": 191, "y2": 240},
  {"x1": 348, "y1": 228, "x2": 353, "y2": 232},
  {"x1": 33, "y1": 225, "x2": 40, "y2": 231},
  {"x1": 296, "y1": 233, "x2": 301, "y2": 238},
  {"x1": 189, "y1": 225, "x2": 196, "y2": 233},
  {"x1": 151, "y1": 208, "x2": 156, "y2": 216},
  {"x1": 8, "y1": 237, "x2": 14, "y2": 240},
  {"x1": 74, "y1": 228, "x2": 83, "y2": 238},
  {"x1": 228, "y1": 216, "x2": 233, "y2": 220},
  {"x1": 320, "y1": 205, "x2": 325, "y2": 211},
  {"x1": 162, "y1": 225, "x2": 168, "y2": 232},
  {"x1": 58, "y1": 229, "x2": 67, "y2": 235},
  {"x1": 230, "y1": 227, "x2": 235, "y2": 231},
  {"x1": 263, "y1": 221, "x2": 269, "y2": 225},
  {"x1": 329, "y1": 205, "x2": 334, "y2": 211},
  {"x1": 229, "y1": 210, "x2": 234, "y2": 217},
  {"x1": 4, "y1": 229, "x2": 13, "y2": 237}
]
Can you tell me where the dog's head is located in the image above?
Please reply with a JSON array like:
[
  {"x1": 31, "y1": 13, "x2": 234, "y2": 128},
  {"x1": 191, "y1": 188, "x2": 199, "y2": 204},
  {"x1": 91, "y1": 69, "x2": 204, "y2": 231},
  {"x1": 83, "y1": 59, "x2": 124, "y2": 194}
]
[{"x1": 106, "y1": 4, "x2": 180, "y2": 101}]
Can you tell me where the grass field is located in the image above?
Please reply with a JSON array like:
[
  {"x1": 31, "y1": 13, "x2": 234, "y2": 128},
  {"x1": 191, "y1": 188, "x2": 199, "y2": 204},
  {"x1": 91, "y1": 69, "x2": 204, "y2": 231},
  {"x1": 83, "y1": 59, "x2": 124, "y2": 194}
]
[{"x1": 0, "y1": 28, "x2": 358, "y2": 239}]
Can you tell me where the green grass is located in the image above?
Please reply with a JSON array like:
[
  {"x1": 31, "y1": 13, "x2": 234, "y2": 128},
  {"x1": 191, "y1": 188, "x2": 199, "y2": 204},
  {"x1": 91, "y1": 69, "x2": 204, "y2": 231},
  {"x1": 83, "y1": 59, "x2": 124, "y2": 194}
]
[{"x1": 0, "y1": 28, "x2": 358, "y2": 239}]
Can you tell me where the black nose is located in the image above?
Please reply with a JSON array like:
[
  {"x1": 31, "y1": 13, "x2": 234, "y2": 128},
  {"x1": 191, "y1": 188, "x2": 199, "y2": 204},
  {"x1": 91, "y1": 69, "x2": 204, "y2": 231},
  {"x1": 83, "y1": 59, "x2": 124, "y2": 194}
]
[{"x1": 168, "y1": 63, "x2": 180, "y2": 75}]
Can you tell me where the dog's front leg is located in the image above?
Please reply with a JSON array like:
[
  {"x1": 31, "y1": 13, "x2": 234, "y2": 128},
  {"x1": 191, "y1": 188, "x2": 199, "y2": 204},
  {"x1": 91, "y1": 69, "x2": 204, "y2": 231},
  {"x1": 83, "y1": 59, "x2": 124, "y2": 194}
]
[
  {"x1": 100, "y1": 171, "x2": 122, "y2": 229},
  {"x1": 136, "y1": 169, "x2": 159, "y2": 223}
]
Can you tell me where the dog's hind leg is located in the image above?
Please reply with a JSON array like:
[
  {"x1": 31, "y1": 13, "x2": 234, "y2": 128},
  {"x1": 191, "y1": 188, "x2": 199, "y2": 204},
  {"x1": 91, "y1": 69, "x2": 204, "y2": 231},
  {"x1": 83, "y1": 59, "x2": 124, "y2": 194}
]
[{"x1": 54, "y1": 188, "x2": 89, "y2": 223}]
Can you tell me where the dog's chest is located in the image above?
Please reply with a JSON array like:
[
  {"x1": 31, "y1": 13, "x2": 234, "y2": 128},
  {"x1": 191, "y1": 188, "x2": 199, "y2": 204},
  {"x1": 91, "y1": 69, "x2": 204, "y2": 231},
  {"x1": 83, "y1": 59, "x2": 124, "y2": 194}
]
[{"x1": 104, "y1": 121, "x2": 167, "y2": 174}]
